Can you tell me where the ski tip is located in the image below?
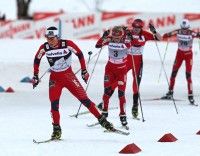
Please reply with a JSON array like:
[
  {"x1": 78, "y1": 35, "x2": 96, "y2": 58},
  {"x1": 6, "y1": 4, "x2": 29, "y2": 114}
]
[
  {"x1": 121, "y1": 125, "x2": 129, "y2": 130},
  {"x1": 104, "y1": 128, "x2": 130, "y2": 136},
  {"x1": 189, "y1": 103, "x2": 198, "y2": 106},
  {"x1": 132, "y1": 117, "x2": 140, "y2": 120},
  {"x1": 33, "y1": 139, "x2": 40, "y2": 144}
]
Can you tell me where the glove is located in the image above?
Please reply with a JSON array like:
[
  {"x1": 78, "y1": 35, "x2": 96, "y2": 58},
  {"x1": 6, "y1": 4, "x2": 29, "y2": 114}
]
[
  {"x1": 163, "y1": 33, "x2": 170, "y2": 39},
  {"x1": 81, "y1": 69, "x2": 89, "y2": 84},
  {"x1": 102, "y1": 30, "x2": 110, "y2": 39},
  {"x1": 32, "y1": 74, "x2": 39, "y2": 88},
  {"x1": 126, "y1": 30, "x2": 133, "y2": 40},
  {"x1": 122, "y1": 26, "x2": 128, "y2": 31},
  {"x1": 149, "y1": 23, "x2": 157, "y2": 34}
]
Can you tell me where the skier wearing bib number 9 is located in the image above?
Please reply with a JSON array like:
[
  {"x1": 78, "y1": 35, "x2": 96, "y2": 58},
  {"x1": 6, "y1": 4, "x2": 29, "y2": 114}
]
[
  {"x1": 95, "y1": 26, "x2": 139, "y2": 128},
  {"x1": 32, "y1": 26, "x2": 114, "y2": 140},
  {"x1": 162, "y1": 19, "x2": 200, "y2": 105}
]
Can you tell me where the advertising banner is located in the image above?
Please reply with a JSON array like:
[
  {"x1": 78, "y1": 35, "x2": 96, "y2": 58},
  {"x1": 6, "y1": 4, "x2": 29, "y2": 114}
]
[{"x1": 0, "y1": 12, "x2": 199, "y2": 39}]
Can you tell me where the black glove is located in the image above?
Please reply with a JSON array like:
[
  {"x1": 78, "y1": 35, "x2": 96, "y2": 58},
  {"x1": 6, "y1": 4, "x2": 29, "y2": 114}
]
[
  {"x1": 81, "y1": 69, "x2": 89, "y2": 84},
  {"x1": 32, "y1": 74, "x2": 39, "y2": 88},
  {"x1": 126, "y1": 30, "x2": 133, "y2": 40},
  {"x1": 149, "y1": 23, "x2": 157, "y2": 34},
  {"x1": 122, "y1": 26, "x2": 128, "y2": 31},
  {"x1": 102, "y1": 30, "x2": 110, "y2": 38}
]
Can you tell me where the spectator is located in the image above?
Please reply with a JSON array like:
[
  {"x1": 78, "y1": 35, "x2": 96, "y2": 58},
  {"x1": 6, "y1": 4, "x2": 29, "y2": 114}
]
[{"x1": 16, "y1": 0, "x2": 32, "y2": 19}]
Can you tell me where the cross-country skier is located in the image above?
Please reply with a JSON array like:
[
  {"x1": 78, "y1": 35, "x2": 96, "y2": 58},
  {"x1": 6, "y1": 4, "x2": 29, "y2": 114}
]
[
  {"x1": 125, "y1": 19, "x2": 162, "y2": 118},
  {"x1": 32, "y1": 26, "x2": 113, "y2": 140},
  {"x1": 162, "y1": 19, "x2": 200, "y2": 105},
  {"x1": 95, "y1": 26, "x2": 139, "y2": 128}
]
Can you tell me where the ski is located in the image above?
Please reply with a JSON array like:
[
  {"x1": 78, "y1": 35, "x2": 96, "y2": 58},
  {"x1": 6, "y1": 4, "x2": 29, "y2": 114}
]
[
  {"x1": 121, "y1": 125, "x2": 129, "y2": 130},
  {"x1": 132, "y1": 117, "x2": 140, "y2": 120},
  {"x1": 69, "y1": 106, "x2": 118, "y2": 117},
  {"x1": 87, "y1": 122, "x2": 99, "y2": 127},
  {"x1": 189, "y1": 103, "x2": 198, "y2": 106},
  {"x1": 142, "y1": 97, "x2": 184, "y2": 101},
  {"x1": 33, "y1": 138, "x2": 62, "y2": 144},
  {"x1": 104, "y1": 128, "x2": 130, "y2": 136}
]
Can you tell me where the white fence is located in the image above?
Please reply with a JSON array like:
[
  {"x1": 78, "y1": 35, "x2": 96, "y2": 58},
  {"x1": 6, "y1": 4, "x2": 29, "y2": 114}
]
[{"x1": 0, "y1": 12, "x2": 200, "y2": 39}]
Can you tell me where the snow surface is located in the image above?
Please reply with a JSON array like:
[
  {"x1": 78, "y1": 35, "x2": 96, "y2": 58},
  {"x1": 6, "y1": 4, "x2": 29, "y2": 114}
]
[
  {"x1": 0, "y1": 39, "x2": 200, "y2": 156},
  {"x1": 0, "y1": 0, "x2": 200, "y2": 20},
  {"x1": 1, "y1": 0, "x2": 200, "y2": 155}
]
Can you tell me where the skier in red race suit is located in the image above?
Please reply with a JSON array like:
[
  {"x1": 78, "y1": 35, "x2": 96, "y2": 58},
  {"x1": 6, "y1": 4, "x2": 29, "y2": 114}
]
[
  {"x1": 32, "y1": 26, "x2": 113, "y2": 140},
  {"x1": 97, "y1": 20, "x2": 162, "y2": 119},
  {"x1": 126, "y1": 19, "x2": 162, "y2": 118},
  {"x1": 95, "y1": 26, "x2": 139, "y2": 127},
  {"x1": 162, "y1": 19, "x2": 200, "y2": 105}
]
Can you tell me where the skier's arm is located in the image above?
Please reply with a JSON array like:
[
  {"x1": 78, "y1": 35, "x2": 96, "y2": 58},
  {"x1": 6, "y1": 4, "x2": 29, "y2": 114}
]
[
  {"x1": 95, "y1": 30, "x2": 110, "y2": 48},
  {"x1": 163, "y1": 30, "x2": 178, "y2": 39},
  {"x1": 149, "y1": 23, "x2": 162, "y2": 41},
  {"x1": 191, "y1": 31, "x2": 200, "y2": 38},
  {"x1": 67, "y1": 40, "x2": 86, "y2": 70},
  {"x1": 33, "y1": 44, "x2": 45, "y2": 75},
  {"x1": 67, "y1": 40, "x2": 89, "y2": 83},
  {"x1": 32, "y1": 44, "x2": 45, "y2": 88}
]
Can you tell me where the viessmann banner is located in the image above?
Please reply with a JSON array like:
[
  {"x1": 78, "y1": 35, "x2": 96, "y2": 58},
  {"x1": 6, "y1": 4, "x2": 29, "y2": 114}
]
[{"x1": 0, "y1": 12, "x2": 200, "y2": 39}]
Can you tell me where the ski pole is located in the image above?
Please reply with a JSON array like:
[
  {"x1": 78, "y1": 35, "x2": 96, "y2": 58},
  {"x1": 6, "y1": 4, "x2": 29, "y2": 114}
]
[
  {"x1": 33, "y1": 68, "x2": 50, "y2": 89},
  {"x1": 158, "y1": 41, "x2": 169, "y2": 83},
  {"x1": 75, "y1": 51, "x2": 99, "y2": 75},
  {"x1": 154, "y1": 40, "x2": 178, "y2": 114},
  {"x1": 131, "y1": 55, "x2": 145, "y2": 122},
  {"x1": 75, "y1": 48, "x2": 103, "y2": 118},
  {"x1": 198, "y1": 38, "x2": 200, "y2": 54}
]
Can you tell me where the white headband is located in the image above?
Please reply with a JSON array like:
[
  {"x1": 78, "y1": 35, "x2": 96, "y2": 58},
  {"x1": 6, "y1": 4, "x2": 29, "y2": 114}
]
[{"x1": 45, "y1": 29, "x2": 59, "y2": 37}]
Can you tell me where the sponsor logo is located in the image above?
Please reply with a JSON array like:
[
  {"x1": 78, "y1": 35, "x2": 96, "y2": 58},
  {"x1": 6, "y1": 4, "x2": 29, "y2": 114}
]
[
  {"x1": 72, "y1": 79, "x2": 80, "y2": 87},
  {"x1": 49, "y1": 80, "x2": 55, "y2": 88},
  {"x1": 109, "y1": 44, "x2": 125, "y2": 49},
  {"x1": 46, "y1": 50, "x2": 68, "y2": 56},
  {"x1": 37, "y1": 49, "x2": 45, "y2": 59},
  {"x1": 63, "y1": 50, "x2": 68, "y2": 54},
  {"x1": 72, "y1": 14, "x2": 95, "y2": 29},
  {"x1": 104, "y1": 75, "x2": 109, "y2": 82}
]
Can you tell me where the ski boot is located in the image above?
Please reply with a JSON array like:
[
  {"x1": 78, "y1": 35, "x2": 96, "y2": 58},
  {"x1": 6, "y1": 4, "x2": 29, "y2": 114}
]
[
  {"x1": 98, "y1": 115, "x2": 113, "y2": 131},
  {"x1": 51, "y1": 124, "x2": 62, "y2": 140},
  {"x1": 101, "y1": 109, "x2": 108, "y2": 118},
  {"x1": 132, "y1": 104, "x2": 138, "y2": 118},
  {"x1": 97, "y1": 102, "x2": 103, "y2": 111},
  {"x1": 161, "y1": 90, "x2": 173, "y2": 99},
  {"x1": 188, "y1": 94, "x2": 195, "y2": 104},
  {"x1": 120, "y1": 115, "x2": 128, "y2": 126}
]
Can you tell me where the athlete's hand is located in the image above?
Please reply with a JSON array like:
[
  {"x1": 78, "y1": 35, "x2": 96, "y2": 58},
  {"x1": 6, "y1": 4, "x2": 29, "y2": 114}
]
[
  {"x1": 163, "y1": 33, "x2": 170, "y2": 39},
  {"x1": 32, "y1": 74, "x2": 39, "y2": 89},
  {"x1": 197, "y1": 32, "x2": 200, "y2": 38},
  {"x1": 126, "y1": 30, "x2": 133, "y2": 40},
  {"x1": 102, "y1": 30, "x2": 110, "y2": 39},
  {"x1": 81, "y1": 69, "x2": 89, "y2": 84},
  {"x1": 149, "y1": 23, "x2": 157, "y2": 34}
]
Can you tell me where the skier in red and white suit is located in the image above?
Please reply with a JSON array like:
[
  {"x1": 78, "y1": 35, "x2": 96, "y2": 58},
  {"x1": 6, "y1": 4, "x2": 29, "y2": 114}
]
[
  {"x1": 32, "y1": 26, "x2": 113, "y2": 140},
  {"x1": 95, "y1": 26, "x2": 138, "y2": 127},
  {"x1": 162, "y1": 19, "x2": 200, "y2": 104},
  {"x1": 126, "y1": 19, "x2": 162, "y2": 118}
]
